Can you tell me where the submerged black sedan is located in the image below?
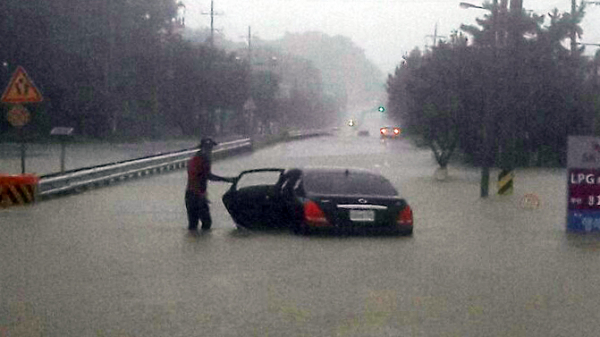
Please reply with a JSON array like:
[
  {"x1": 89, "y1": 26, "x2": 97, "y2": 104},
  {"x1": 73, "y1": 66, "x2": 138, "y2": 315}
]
[{"x1": 222, "y1": 167, "x2": 413, "y2": 235}]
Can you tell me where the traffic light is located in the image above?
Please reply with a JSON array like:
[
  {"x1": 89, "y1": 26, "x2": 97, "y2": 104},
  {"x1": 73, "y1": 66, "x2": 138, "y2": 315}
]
[{"x1": 378, "y1": 106, "x2": 385, "y2": 113}]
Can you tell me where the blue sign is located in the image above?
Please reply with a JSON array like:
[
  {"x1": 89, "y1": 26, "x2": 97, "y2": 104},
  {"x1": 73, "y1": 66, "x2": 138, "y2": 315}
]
[{"x1": 567, "y1": 210, "x2": 600, "y2": 232}]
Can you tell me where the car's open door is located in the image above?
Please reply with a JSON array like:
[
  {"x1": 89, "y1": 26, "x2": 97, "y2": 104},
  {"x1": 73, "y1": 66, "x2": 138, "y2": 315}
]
[{"x1": 222, "y1": 168, "x2": 286, "y2": 228}]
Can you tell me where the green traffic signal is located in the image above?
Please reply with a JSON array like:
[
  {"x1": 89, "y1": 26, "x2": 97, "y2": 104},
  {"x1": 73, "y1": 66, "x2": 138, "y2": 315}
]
[{"x1": 378, "y1": 106, "x2": 385, "y2": 113}]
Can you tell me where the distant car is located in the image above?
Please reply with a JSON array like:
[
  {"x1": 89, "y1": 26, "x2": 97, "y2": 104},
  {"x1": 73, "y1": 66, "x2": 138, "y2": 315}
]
[
  {"x1": 222, "y1": 167, "x2": 413, "y2": 235},
  {"x1": 380, "y1": 126, "x2": 401, "y2": 138},
  {"x1": 357, "y1": 129, "x2": 370, "y2": 136}
]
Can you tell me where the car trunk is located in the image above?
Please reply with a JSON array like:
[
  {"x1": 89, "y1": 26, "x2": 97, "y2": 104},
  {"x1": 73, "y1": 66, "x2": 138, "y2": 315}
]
[{"x1": 307, "y1": 193, "x2": 408, "y2": 228}]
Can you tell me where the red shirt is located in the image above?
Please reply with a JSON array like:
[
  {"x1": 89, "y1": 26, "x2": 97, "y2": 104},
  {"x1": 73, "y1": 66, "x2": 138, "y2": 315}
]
[{"x1": 187, "y1": 154, "x2": 210, "y2": 195}]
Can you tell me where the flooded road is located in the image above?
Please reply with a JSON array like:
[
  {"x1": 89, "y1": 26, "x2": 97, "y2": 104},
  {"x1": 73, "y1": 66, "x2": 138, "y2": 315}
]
[{"x1": 2, "y1": 132, "x2": 599, "y2": 336}]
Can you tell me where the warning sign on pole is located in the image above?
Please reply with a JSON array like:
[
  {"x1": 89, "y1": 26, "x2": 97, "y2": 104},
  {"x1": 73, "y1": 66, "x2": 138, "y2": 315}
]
[{"x1": 1, "y1": 66, "x2": 43, "y2": 103}]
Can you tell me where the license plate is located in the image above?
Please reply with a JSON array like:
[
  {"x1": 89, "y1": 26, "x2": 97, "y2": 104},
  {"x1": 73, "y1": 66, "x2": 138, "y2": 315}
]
[{"x1": 349, "y1": 209, "x2": 375, "y2": 222}]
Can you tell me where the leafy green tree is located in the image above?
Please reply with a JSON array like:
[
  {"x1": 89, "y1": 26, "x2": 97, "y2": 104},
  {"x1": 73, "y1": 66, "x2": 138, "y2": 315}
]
[
  {"x1": 388, "y1": 43, "x2": 478, "y2": 171},
  {"x1": 387, "y1": 2, "x2": 596, "y2": 169}
]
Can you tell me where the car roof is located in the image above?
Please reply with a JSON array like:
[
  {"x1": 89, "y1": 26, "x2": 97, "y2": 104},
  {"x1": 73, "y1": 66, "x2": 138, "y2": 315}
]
[
  {"x1": 290, "y1": 166, "x2": 381, "y2": 176},
  {"x1": 285, "y1": 166, "x2": 394, "y2": 180},
  {"x1": 243, "y1": 167, "x2": 382, "y2": 177},
  {"x1": 293, "y1": 167, "x2": 399, "y2": 196}
]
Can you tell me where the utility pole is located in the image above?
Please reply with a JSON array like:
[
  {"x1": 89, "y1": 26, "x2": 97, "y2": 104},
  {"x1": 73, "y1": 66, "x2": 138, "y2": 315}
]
[
  {"x1": 429, "y1": 22, "x2": 438, "y2": 47},
  {"x1": 105, "y1": 0, "x2": 117, "y2": 135},
  {"x1": 425, "y1": 23, "x2": 444, "y2": 49},
  {"x1": 571, "y1": 0, "x2": 578, "y2": 57},
  {"x1": 209, "y1": 0, "x2": 214, "y2": 46},
  {"x1": 480, "y1": 0, "x2": 499, "y2": 198},
  {"x1": 201, "y1": 0, "x2": 223, "y2": 47},
  {"x1": 247, "y1": 26, "x2": 255, "y2": 135},
  {"x1": 496, "y1": 0, "x2": 523, "y2": 194},
  {"x1": 248, "y1": 26, "x2": 252, "y2": 65}
]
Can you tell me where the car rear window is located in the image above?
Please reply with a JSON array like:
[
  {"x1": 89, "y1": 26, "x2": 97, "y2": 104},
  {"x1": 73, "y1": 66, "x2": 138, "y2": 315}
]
[{"x1": 303, "y1": 171, "x2": 398, "y2": 196}]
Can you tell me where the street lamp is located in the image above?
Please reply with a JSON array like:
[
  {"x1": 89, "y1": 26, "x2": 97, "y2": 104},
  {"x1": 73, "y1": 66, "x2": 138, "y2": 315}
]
[{"x1": 460, "y1": 1, "x2": 498, "y2": 198}]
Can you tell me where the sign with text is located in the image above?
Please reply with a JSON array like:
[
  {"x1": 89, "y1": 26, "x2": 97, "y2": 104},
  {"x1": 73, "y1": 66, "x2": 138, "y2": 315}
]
[{"x1": 567, "y1": 136, "x2": 600, "y2": 232}]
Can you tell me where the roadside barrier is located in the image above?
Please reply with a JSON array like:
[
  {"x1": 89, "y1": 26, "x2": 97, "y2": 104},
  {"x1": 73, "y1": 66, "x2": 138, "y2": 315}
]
[
  {"x1": 287, "y1": 129, "x2": 330, "y2": 139},
  {"x1": 0, "y1": 174, "x2": 39, "y2": 207},
  {"x1": 37, "y1": 138, "x2": 252, "y2": 199},
  {"x1": 17, "y1": 129, "x2": 330, "y2": 202}
]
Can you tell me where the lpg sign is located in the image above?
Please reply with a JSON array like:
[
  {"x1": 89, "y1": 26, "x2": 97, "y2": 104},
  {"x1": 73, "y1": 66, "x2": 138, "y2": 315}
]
[
  {"x1": 570, "y1": 172, "x2": 600, "y2": 185},
  {"x1": 567, "y1": 136, "x2": 600, "y2": 232}
]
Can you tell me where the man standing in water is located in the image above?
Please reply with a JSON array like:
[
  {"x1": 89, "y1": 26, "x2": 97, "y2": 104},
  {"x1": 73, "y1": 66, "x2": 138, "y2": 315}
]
[{"x1": 186, "y1": 137, "x2": 236, "y2": 231}]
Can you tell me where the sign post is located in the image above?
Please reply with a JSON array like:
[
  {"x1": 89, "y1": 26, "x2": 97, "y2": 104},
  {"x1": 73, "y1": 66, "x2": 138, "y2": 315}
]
[
  {"x1": 567, "y1": 136, "x2": 600, "y2": 232},
  {"x1": 5, "y1": 105, "x2": 31, "y2": 173},
  {"x1": 1, "y1": 66, "x2": 43, "y2": 174},
  {"x1": 243, "y1": 98, "x2": 257, "y2": 135},
  {"x1": 50, "y1": 127, "x2": 74, "y2": 172}
]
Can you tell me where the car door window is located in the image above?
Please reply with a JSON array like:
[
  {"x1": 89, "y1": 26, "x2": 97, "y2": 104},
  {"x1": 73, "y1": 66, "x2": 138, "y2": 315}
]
[{"x1": 236, "y1": 170, "x2": 282, "y2": 191}]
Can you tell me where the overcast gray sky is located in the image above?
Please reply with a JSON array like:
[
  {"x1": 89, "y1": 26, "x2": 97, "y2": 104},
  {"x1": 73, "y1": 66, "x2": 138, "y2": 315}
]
[{"x1": 184, "y1": 0, "x2": 600, "y2": 75}]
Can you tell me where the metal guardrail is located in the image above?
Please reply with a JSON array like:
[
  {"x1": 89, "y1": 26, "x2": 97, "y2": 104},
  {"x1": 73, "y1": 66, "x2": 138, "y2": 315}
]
[
  {"x1": 35, "y1": 129, "x2": 332, "y2": 200},
  {"x1": 37, "y1": 138, "x2": 252, "y2": 199},
  {"x1": 287, "y1": 129, "x2": 330, "y2": 139}
]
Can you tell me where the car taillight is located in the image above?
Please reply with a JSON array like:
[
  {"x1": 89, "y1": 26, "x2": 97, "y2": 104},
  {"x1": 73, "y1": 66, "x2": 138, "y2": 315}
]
[
  {"x1": 397, "y1": 205, "x2": 413, "y2": 226},
  {"x1": 393, "y1": 128, "x2": 400, "y2": 134},
  {"x1": 304, "y1": 200, "x2": 330, "y2": 227},
  {"x1": 380, "y1": 128, "x2": 387, "y2": 134}
]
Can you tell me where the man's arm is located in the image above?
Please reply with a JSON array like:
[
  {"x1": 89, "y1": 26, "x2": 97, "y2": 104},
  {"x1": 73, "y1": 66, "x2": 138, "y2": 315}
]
[{"x1": 208, "y1": 172, "x2": 237, "y2": 183}]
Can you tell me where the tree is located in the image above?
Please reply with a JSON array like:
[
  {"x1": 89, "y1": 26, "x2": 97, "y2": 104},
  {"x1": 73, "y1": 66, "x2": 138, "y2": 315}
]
[
  {"x1": 387, "y1": 3, "x2": 596, "y2": 170},
  {"x1": 387, "y1": 44, "x2": 474, "y2": 174}
]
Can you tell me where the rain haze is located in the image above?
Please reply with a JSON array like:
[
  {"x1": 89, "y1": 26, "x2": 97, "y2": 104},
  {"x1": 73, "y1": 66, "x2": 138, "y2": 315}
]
[
  {"x1": 4, "y1": 0, "x2": 600, "y2": 336},
  {"x1": 184, "y1": 0, "x2": 600, "y2": 74}
]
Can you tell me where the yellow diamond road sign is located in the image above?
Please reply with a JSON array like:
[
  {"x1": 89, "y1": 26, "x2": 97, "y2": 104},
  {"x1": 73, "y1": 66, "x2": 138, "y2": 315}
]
[{"x1": 1, "y1": 66, "x2": 43, "y2": 103}]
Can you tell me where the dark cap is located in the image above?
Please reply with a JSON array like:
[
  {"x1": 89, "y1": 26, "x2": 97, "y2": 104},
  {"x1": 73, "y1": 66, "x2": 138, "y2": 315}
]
[{"x1": 199, "y1": 137, "x2": 218, "y2": 148}]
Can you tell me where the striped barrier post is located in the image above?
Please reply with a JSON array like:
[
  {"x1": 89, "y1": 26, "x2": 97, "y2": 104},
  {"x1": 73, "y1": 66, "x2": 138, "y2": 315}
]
[
  {"x1": 0, "y1": 174, "x2": 39, "y2": 208},
  {"x1": 497, "y1": 169, "x2": 514, "y2": 195}
]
